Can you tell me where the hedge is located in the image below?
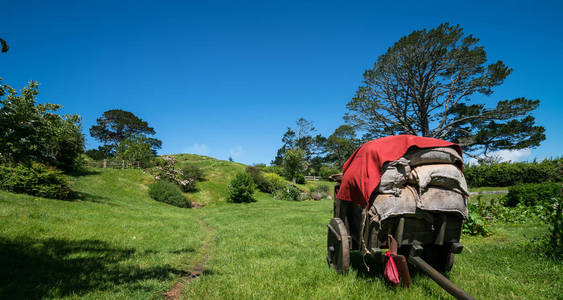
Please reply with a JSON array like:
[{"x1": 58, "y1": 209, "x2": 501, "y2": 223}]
[{"x1": 464, "y1": 158, "x2": 562, "y2": 187}]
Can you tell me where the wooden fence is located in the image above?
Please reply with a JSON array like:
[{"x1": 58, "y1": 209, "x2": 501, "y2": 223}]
[
  {"x1": 87, "y1": 159, "x2": 145, "y2": 169},
  {"x1": 305, "y1": 175, "x2": 320, "y2": 181}
]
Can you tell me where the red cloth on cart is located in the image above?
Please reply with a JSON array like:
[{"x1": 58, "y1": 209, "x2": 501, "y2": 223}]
[{"x1": 336, "y1": 135, "x2": 462, "y2": 208}]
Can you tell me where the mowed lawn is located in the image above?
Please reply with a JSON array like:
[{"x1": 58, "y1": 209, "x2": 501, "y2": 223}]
[{"x1": 1, "y1": 167, "x2": 562, "y2": 299}]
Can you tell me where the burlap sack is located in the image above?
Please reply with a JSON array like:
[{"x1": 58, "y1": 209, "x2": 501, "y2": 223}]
[
  {"x1": 404, "y1": 147, "x2": 462, "y2": 167},
  {"x1": 408, "y1": 164, "x2": 469, "y2": 196},
  {"x1": 378, "y1": 157, "x2": 411, "y2": 195},
  {"x1": 418, "y1": 187, "x2": 468, "y2": 218},
  {"x1": 369, "y1": 185, "x2": 418, "y2": 222}
]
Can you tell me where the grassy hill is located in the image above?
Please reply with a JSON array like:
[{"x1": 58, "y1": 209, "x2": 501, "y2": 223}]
[
  {"x1": 171, "y1": 154, "x2": 247, "y2": 206},
  {"x1": 0, "y1": 155, "x2": 561, "y2": 299}
]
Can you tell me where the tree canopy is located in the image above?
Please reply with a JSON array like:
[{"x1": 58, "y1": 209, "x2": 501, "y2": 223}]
[
  {"x1": 344, "y1": 23, "x2": 545, "y2": 158},
  {"x1": 0, "y1": 81, "x2": 84, "y2": 171},
  {"x1": 89, "y1": 109, "x2": 162, "y2": 155}
]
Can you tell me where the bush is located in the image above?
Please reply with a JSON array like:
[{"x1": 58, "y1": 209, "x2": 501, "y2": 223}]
[
  {"x1": 85, "y1": 149, "x2": 107, "y2": 160},
  {"x1": 462, "y1": 204, "x2": 490, "y2": 236},
  {"x1": 504, "y1": 182, "x2": 562, "y2": 207},
  {"x1": 227, "y1": 172, "x2": 256, "y2": 203},
  {"x1": 148, "y1": 180, "x2": 191, "y2": 208},
  {"x1": 181, "y1": 164, "x2": 204, "y2": 181},
  {"x1": 543, "y1": 196, "x2": 563, "y2": 258},
  {"x1": 246, "y1": 166, "x2": 272, "y2": 193},
  {"x1": 263, "y1": 173, "x2": 286, "y2": 191},
  {"x1": 0, "y1": 163, "x2": 72, "y2": 199},
  {"x1": 309, "y1": 184, "x2": 331, "y2": 200},
  {"x1": 179, "y1": 164, "x2": 204, "y2": 192},
  {"x1": 464, "y1": 158, "x2": 562, "y2": 187},
  {"x1": 273, "y1": 185, "x2": 301, "y2": 201},
  {"x1": 320, "y1": 166, "x2": 341, "y2": 181},
  {"x1": 295, "y1": 173, "x2": 305, "y2": 184}
]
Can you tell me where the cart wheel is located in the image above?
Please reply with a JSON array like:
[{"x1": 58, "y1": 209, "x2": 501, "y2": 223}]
[{"x1": 327, "y1": 217, "x2": 350, "y2": 273}]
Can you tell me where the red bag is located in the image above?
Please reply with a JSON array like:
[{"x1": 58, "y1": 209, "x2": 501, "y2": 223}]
[{"x1": 384, "y1": 251, "x2": 400, "y2": 285}]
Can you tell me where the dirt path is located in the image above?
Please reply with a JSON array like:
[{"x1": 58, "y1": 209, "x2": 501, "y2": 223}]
[{"x1": 163, "y1": 220, "x2": 215, "y2": 300}]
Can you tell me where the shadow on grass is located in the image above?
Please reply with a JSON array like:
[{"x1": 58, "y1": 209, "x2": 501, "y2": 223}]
[
  {"x1": 67, "y1": 168, "x2": 101, "y2": 177},
  {"x1": 70, "y1": 191, "x2": 110, "y2": 204},
  {"x1": 350, "y1": 251, "x2": 385, "y2": 280},
  {"x1": 0, "y1": 237, "x2": 188, "y2": 299}
]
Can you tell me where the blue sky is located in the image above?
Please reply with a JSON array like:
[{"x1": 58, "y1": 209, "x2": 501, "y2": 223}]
[{"x1": 2, "y1": 0, "x2": 562, "y2": 165}]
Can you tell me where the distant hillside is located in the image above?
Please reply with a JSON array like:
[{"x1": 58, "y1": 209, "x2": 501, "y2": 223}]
[{"x1": 170, "y1": 154, "x2": 248, "y2": 206}]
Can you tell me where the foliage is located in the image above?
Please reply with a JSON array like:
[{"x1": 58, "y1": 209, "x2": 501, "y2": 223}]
[
  {"x1": 505, "y1": 182, "x2": 562, "y2": 207},
  {"x1": 148, "y1": 180, "x2": 190, "y2": 208},
  {"x1": 462, "y1": 203, "x2": 491, "y2": 236},
  {"x1": 320, "y1": 165, "x2": 341, "y2": 180},
  {"x1": 0, "y1": 163, "x2": 71, "y2": 199},
  {"x1": 150, "y1": 156, "x2": 197, "y2": 192},
  {"x1": 464, "y1": 158, "x2": 562, "y2": 187},
  {"x1": 295, "y1": 172, "x2": 305, "y2": 184},
  {"x1": 246, "y1": 166, "x2": 273, "y2": 193},
  {"x1": 344, "y1": 23, "x2": 545, "y2": 157},
  {"x1": 282, "y1": 149, "x2": 307, "y2": 184},
  {"x1": 84, "y1": 149, "x2": 107, "y2": 160},
  {"x1": 0, "y1": 81, "x2": 85, "y2": 172},
  {"x1": 116, "y1": 135, "x2": 155, "y2": 167},
  {"x1": 325, "y1": 125, "x2": 359, "y2": 167},
  {"x1": 178, "y1": 164, "x2": 205, "y2": 192},
  {"x1": 308, "y1": 184, "x2": 330, "y2": 200},
  {"x1": 263, "y1": 172, "x2": 286, "y2": 192},
  {"x1": 272, "y1": 118, "x2": 326, "y2": 168},
  {"x1": 543, "y1": 196, "x2": 563, "y2": 258},
  {"x1": 485, "y1": 202, "x2": 544, "y2": 224},
  {"x1": 89, "y1": 109, "x2": 162, "y2": 155},
  {"x1": 272, "y1": 185, "x2": 301, "y2": 201},
  {"x1": 227, "y1": 172, "x2": 256, "y2": 203}
]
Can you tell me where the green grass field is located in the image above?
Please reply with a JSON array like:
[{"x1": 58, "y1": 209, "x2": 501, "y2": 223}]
[{"x1": 1, "y1": 157, "x2": 561, "y2": 299}]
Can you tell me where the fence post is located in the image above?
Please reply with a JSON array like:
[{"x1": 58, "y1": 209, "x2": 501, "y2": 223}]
[
  {"x1": 103, "y1": 159, "x2": 107, "y2": 168},
  {"x1": 122, "y1": 160, "x2": 125, "y2": 169}
]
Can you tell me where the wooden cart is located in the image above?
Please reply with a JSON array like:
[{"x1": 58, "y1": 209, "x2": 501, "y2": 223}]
[{"x1": 327, "y1": 175, "x2": 473, "y2": 300}]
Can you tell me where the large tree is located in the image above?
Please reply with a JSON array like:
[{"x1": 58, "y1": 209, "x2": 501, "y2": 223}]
[
  {"x1": 344, "y1": 23, "x2": 545, "y2": 158},
  {"x1": 325, "y1": 125, "x2": 359, "y2": 167},
  {"x1": 0, "y1": 81, "x2": 84, "y2": 171},
  {"x1": 272, "y1": 118, "x2": 319, "y2": 165},
  {"x1": 90, "y1": 109, "x2": 162, "y2": 155}
]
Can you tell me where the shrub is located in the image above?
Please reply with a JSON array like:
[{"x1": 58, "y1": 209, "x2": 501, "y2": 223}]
[
  {"x1": 308, "y1": 184, "x2": 330, "y2": 200},
  {"x1": 295, "y1": 173, "x2": 305, "y2": 184},
  {"x1": 263, "y1": 173, "x2": 286, "y2": 191},
  {"x1": 85, "y1": 148, "x2": 108, "y2": 160},
  {"x1": 148, "y1": 180, "x2": 191, "y2": 208},
  {"x1": 464, "y1": 158, "x2": 562, "y2": 187},
  {"x1": 504, "y1": 182, "x2": 562, "y2": 207},
  {"x1": 273, "y1": 185, "x2": 301, "y2": 201},
  {"x1": 320, "y1": 166, "x2": 341, "y2": 181},
  {"x1": 246, "y1": 166, "x2": 272, "y2": 193},
  {"x1": 462, "y1": 204, "x2": 490, "y2": 236},
  {"x1": 181, "y1": 164, "x2": 204, "y2": 181},
  {"x1": 0, "y1": 163, "x2": 72, "y2": 199},
  {"x1": 179, "y1": 164, "x2": 204, "y2": 192},
  {"x1": 151, "y1": 156, "x2": 195, "y2": 192},
  {"x1": 227, "y1": 172, "x2": 256, "y2": 203},
  {"x1": 543, "y1": 196, "x2": 563, "y2": 257}
]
